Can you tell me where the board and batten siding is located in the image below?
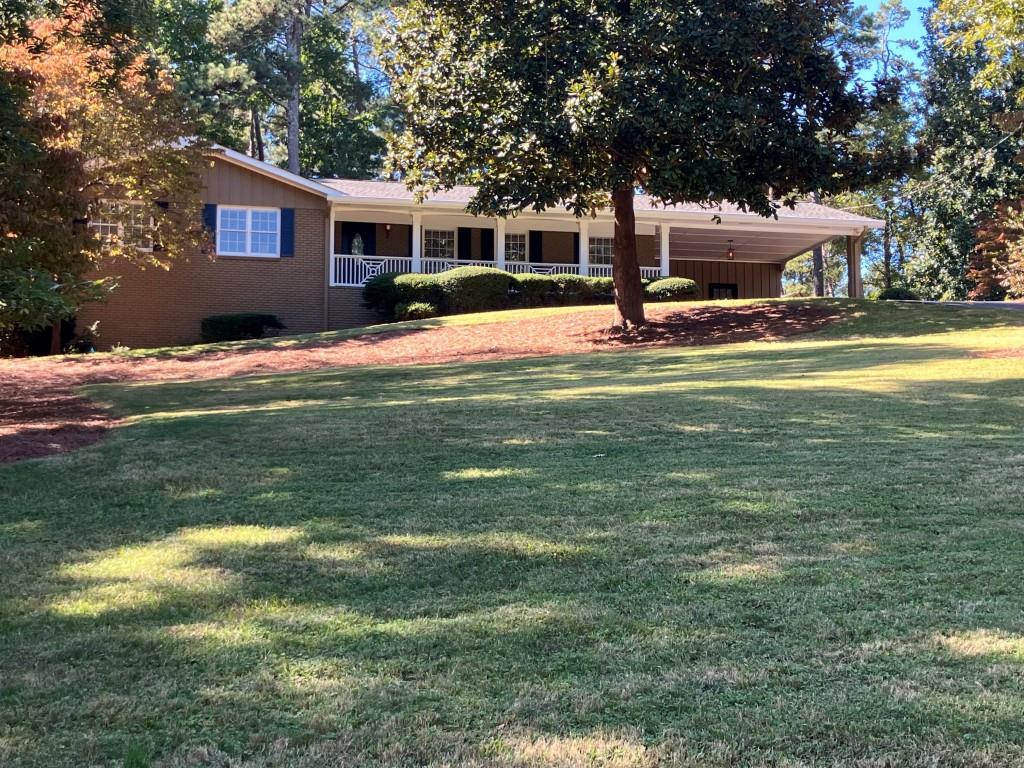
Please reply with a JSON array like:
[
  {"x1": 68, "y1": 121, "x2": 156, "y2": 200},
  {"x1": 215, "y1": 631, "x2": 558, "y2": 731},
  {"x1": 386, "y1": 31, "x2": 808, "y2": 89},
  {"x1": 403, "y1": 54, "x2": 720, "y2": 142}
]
[
  {"x1": 669, "y1": 259, "x2": 783, "y2": 299},
  {"x1": 203, "y1": 158, "x2": 326, "y2": 210}
]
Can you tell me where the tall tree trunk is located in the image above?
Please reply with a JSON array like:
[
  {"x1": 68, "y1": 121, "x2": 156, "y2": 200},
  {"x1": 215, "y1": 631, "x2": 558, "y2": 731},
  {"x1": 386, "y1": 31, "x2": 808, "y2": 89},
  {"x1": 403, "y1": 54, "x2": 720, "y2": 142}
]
[
  {"x1": 249, "y1": 106, "x2": 265, "y2": 161},
  {"x1": 882, "y1": 211, "x2": 893, "y2": 290},
  {"x1": 812, "y1": 244, "x2": 825, "y2": 297},
  {"x1": 285, "y1": 9, "x2": 305, "y2": 175},
  {"x1": 48, "y1": 320, "x2": 61, "y2": 355},
  {"x1": 611, "y1": 186, "x2": 645, "y2": 329},
  {"x1": 811, "y1": 192, "x2": 825, "y2": 296}
]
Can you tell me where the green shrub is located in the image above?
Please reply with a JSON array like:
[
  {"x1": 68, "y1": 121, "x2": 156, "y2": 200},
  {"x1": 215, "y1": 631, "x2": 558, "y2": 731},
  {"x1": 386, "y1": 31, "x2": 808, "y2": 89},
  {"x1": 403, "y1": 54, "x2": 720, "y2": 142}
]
[
  {"x1": 363, "y1": 272, "x2": 443, "y2": 317},
  {"x1": 362, "y1": 272, "x2": 405, "y2": 315},
  {"x1": 644, "y1": 277, "x2": 700, "y2": 301},
  {"x1": 200, "y1": 313, "x2": 285, "y2": 343},
  {"x1": 551, "y1": 273, "x2": 591, "y2": 299},
  {"x1": 395, "y1": 301, "x2": 440, "y2": 321},
  {"x1": 513, "y1": 273, "x2": 560, "y2": 305},
  {"x1": 433, "y1": 266, "x2": 515, "y2": 313},
  {"x1": 876, "y1": 286, "x2": 920, "y2": 301},
  {"x1": 581, "y1": 275, "x2": 615, "y2": 299}
]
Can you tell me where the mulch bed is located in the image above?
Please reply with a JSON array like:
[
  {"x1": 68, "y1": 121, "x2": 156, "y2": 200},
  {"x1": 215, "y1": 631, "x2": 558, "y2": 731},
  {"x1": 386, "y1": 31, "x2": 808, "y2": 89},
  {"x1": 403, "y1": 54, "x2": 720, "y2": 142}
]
[{"x1": 0, "y1": 302, "x2": 838, "y2": 464}]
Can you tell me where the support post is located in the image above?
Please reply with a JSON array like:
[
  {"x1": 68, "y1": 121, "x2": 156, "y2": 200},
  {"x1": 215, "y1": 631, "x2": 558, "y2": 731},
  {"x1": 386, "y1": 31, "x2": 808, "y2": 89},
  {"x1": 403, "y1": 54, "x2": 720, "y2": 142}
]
[
  {"x1": 495, "y1": 218, "x2": 506, "y2": 270},
  {"x1": 846, "y1": 234, "x2": 862, "y2": 299},
  {"x1": 578, "y1": 219, "x2": 590, "y2": 275},
  {"x1": 659, "y1": 223, "x2": 671, "y2": 277},
  {"x1": 411, "y1": 211, "x2": 422, "y2": 273},
  {"x1": 323, "y1": 204, "x2": 333, "y2": 328}
]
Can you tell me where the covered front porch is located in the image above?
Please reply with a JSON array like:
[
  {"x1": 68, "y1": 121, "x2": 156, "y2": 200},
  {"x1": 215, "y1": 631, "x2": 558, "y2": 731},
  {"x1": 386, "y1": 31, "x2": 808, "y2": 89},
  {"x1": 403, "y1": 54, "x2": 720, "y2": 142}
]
[
  {"x1": 325, "y1": 194, "x2": 871, "y2": 299},
  {"x1": 328, "y1": 210, "x2": 667, "y2": 287}
]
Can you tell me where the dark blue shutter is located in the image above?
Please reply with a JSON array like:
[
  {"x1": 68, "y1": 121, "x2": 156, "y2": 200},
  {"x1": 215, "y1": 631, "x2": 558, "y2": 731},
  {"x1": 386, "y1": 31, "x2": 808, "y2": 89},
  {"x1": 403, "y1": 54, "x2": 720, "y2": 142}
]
[
  {"x1": 529, "y1": 230, "x2": 543, "y2": 263},
  {"x1": 572, "y1": 232, "x2": 580, "y2": 264},
  {"x1": 280, "y1": 208, "x2": 295, "y2": 257},
  {"x1": 480, "y1": 228, "x2": 495, "y2": 261},
  {"x1": 202, "y1": 203, "x2": 217, "y2": 234},
  {"x1": 153, "y1": 201, "x2": 169, "y2": 252},
  {"x1": 458, "y1": 227, "x2": 472, "y2": 260},
  {"x1": 202, "y1": 204, "x2": 217, "y2": 254}
]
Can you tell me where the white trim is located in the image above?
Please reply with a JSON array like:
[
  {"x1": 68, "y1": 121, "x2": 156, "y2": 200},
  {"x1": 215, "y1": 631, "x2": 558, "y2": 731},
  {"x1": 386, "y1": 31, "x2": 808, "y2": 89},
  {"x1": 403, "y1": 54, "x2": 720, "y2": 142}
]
[
  {"x1": 659, "y1": 223, "x2": 671, "y2": 277},
  {"x1": 216, "y1": 205, "x2": 281, "y2": 258},
  {"x1": 495, "y1": 219, "x2": 506, "y2": 269}
]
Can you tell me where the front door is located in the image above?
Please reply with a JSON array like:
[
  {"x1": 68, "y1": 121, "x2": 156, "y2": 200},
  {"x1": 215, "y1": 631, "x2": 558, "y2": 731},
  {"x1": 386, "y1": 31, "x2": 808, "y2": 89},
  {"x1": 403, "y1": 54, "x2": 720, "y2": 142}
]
[{"x1": 338, "y1": 221, "x2": 377, "y2": 256}]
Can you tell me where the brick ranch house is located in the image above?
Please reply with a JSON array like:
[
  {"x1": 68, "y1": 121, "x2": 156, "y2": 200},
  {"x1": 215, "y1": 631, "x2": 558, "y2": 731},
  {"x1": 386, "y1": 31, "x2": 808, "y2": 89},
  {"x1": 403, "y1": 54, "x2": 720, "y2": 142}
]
[{"x1": 78, "y1": 147, "x2": 883, "y2": 349}]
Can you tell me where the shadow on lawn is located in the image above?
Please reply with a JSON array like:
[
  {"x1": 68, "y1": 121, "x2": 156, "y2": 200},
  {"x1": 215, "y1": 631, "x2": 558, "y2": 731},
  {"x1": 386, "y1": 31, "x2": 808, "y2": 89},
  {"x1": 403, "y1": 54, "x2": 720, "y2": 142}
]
[{"x1": 3, "y1": 338, "x2": 1024, "y2": 765}]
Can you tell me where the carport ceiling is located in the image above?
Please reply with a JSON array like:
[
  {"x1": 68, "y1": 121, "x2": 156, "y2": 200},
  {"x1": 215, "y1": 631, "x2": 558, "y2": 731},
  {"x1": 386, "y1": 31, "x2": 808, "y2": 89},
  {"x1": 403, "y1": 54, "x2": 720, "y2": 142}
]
[{"x1": 669, "y1": 228, "x2": 835, "y2": 264}]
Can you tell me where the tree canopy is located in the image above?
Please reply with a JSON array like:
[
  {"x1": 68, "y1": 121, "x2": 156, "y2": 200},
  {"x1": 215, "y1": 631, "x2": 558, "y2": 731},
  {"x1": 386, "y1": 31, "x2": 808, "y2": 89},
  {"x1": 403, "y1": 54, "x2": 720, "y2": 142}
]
[
  {"x1": 385, "y1": 0, "x2": 883, "y2": 326},
  {"x1": 0, "y1": 3, "x2": 205, "y2": 339}
]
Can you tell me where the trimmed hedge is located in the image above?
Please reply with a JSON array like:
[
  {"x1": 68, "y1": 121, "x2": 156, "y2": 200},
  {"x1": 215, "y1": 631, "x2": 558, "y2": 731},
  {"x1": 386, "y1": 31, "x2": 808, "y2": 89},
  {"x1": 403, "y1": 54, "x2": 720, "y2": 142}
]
[
  {"x1": 200, "y1": 313, "x2": 286, "y2": 343},
  {"x1": 644, "y1": 277, "x2": 700, "y2": 301},
  {"x1": 363, "y1": 272, "x2": 442, "y2": 317},
  {"x1": 395, "y1": 301, "x2": 440, "y2": 321},
  {"x1": 876, "y1": 286, "x2": 920, "y2": 301},
  {"x1": 514, "y1": 273, "x2": 560, "y2": 306},
  {"x1": 433, "y1": 267, "x2": 516, "y2": 313},
  {"x1": 363, "y1": 269, "x2": 685, "y2": 318}
]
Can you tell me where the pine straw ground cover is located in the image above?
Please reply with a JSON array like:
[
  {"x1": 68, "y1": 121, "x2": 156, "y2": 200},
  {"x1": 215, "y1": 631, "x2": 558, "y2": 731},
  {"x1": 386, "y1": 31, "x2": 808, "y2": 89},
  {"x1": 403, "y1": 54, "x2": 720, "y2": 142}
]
[
  {"x1": 2, "y1": 300, "x2": 1024, "y2": 766},
  {"x1": 1, "y1": 301, "x2": 835, "y2": 464}
]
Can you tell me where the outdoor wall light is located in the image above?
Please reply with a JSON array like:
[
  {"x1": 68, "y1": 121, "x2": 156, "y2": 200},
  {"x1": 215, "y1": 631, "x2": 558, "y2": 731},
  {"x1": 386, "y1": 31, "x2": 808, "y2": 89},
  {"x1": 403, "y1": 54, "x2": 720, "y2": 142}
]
[{"x1": 726, "y1": 240, "x2": 736, "y2": 260}]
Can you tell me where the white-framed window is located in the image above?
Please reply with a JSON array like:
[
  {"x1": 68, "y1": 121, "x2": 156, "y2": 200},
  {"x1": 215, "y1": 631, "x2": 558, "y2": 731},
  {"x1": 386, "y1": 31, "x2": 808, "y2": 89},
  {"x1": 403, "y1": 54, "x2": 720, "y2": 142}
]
[
  {"x1": 217, "y1": 206, "x2": 280, "y2": 257},
  {"x1": 424, "y1": 229, "x2": 455, "y2": 260},
  {"x1": 89, "y1": 201, "x2": 154, "y2": 252},
  {"x1": 589, "y1": 237, "x2": 615, "y2": 265},
  {"x1": 505, "y1": 233, "x2": 527, "y2": 262}
]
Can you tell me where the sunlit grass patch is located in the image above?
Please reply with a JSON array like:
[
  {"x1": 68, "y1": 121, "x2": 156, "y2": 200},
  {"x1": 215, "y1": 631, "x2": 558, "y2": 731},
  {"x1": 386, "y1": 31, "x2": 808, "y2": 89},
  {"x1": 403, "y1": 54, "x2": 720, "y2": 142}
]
[
  {"x1": 48, "y1": 526, "x2": 301, "y2": 618},
  {"x1": 4, "y1": 302, "x2": 1024, "y2": 766}
]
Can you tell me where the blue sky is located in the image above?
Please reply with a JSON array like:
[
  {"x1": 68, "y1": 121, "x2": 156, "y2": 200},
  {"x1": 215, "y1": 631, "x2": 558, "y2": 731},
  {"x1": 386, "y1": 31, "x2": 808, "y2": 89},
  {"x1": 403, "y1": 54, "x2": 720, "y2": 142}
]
[{"x1": 863, "y1": 0, "x2": 930, "y2": 64}]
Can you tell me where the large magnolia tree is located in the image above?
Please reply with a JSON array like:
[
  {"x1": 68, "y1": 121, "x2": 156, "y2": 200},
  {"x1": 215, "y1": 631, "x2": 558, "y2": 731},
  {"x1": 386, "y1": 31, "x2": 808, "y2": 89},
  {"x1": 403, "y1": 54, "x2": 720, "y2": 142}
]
[{"x1": 385, "y1": 0, "x2": 876, "y2": 327}]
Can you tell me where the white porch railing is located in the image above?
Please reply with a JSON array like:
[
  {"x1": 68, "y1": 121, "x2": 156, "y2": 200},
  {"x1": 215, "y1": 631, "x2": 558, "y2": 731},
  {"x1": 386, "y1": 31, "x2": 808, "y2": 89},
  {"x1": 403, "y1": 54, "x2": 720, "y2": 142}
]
[{"x1": 330, "y1": 254, "x2": 663, "y2": 287}]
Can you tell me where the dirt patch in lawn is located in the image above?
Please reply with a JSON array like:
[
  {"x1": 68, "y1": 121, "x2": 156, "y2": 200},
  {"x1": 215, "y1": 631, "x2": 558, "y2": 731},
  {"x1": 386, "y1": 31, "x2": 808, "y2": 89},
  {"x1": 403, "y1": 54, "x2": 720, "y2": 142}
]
[
  {"x1": 1, "y1": 302, "x2": 838, "y2": 463},
  {"x1": 972, "y1": 347, "x2": 1024, "y2": 359}
]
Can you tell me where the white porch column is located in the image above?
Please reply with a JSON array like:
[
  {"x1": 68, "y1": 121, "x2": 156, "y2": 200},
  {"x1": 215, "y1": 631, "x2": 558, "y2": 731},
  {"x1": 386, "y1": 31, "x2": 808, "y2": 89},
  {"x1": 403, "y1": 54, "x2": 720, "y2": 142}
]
[
  {"x1": 659, "y1": 223, "x2": 671, "y2": 277},
  {"x1": 411, "y1": 211, "x2": 423, "y2": 273},
  {"x1": 578, "y1": 219, "x2": 590, "y2": 276},
  {"x1": 495, "y1": 218, "x2": 506, "y2": 270}
]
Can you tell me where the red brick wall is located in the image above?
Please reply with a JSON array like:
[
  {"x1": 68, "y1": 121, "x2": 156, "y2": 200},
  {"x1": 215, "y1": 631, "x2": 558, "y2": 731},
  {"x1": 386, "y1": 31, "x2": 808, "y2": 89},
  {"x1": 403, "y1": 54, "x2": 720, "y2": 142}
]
[{"x1": 78, "y1": 160, "x2": 331, "y2": 350}]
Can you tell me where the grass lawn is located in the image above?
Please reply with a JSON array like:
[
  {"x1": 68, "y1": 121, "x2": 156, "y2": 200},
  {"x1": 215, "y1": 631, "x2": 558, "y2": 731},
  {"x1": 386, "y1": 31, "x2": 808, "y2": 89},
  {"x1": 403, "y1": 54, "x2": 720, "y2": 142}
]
[{"x1": 3, "y1": 301, "x2": 1024, "y2": 766}]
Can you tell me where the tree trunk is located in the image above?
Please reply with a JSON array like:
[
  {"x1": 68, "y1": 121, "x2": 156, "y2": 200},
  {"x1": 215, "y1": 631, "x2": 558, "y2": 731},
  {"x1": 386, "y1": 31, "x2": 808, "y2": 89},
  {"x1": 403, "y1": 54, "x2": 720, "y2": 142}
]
[
  {"x1": 812, "y1": 244, "x2": 825, "y2": 297},
  {"x1": 249, "y1": 107, "x2": 265, "y2": 162},
  {"x1": 882, "y1": 211, "x2": 893, "y2": 290},
  {"x1": 49, "y1": 320, "x2": 61, "y2": 355},
  {"x1": 611, "y1": 186, "x2": 645, "y2": 329},
  {"x1": 285, "y1": 9, "x2": 304, "y2": 175},
  {"x1": 811, "y1": 192, "x2": 825, "y2": 296}
]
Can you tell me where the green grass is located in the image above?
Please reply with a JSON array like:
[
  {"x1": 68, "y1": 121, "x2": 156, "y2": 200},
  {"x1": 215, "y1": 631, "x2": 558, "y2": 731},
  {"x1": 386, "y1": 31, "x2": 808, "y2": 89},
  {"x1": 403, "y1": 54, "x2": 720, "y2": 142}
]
[{"x1": 3, "y1": 300, "x2": 1024, "y2": 766}]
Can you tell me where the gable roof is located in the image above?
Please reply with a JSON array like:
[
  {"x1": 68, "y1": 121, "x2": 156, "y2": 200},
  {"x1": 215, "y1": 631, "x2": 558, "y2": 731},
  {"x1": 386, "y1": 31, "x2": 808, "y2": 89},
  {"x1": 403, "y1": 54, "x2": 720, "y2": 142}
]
[{"x1": 207, "y1": 147, "x2": 881, "y2": 230}]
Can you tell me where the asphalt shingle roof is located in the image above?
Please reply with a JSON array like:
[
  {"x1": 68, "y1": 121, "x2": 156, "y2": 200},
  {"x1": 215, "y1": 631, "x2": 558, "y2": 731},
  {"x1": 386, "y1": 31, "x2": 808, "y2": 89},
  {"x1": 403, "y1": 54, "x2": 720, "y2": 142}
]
[{"x1": 318, "y1": 178, "x2": 877, "y2": 225}]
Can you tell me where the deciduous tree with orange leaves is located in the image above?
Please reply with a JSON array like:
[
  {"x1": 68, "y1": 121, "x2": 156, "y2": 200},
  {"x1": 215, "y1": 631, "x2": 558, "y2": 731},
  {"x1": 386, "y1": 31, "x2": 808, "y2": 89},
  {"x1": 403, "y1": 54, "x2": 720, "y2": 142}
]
[{"x1": 0, "y1": 2, "x2": 205, "y2": 349}]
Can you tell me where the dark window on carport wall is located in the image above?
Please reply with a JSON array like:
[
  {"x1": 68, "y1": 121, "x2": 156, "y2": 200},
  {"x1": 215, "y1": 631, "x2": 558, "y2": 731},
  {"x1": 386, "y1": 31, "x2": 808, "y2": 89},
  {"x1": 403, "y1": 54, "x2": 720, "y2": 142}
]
[{"x1": 709, "y1": 283, "x2": 738, "y2": 300}]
